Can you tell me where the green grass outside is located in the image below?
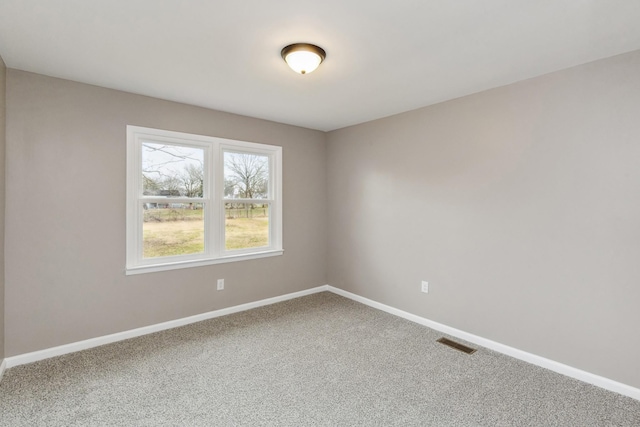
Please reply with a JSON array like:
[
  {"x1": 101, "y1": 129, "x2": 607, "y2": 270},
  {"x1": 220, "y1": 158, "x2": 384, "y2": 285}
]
[
  {"x1": 143, "y1": 208, "x2": 269, "y2": 258},
  {"x1": 225, "y1": 217, "x2": 269, "y2": 250}
]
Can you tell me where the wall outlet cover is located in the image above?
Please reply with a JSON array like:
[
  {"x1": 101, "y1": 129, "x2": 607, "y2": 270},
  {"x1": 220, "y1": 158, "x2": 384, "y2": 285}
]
[{"x1": 421, "y1": 281, "x2": 429, "y2": 293}]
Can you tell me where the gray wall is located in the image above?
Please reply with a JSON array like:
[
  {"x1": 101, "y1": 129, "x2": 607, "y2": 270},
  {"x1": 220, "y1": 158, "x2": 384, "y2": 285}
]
[
  {"x1": 0, "y1": 55, "x2": 6, "y2": 362},
  {"x1": 5, "y1": 70, "x2": 327, "y2": 357},
  {"x1": 326, "y1": 50, "x2": 640, "y2": 389},
  {"x1": 4, "y1": 50, "x2": 640, "y2": 390}
]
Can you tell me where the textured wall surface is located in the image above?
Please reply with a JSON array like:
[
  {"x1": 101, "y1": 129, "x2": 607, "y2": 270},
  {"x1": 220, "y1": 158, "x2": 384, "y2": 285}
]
[
  {"x1": 0, "y1": 55, "x2": 6, "y2": 361},
  {"x1": 5, "y1": 70, "x2": 327, "y2": 356},
  {"x1": 4, "y1": 49, "x2": 640, "y2": 392},
  {"x1": 327, "y1": 50, "x2": 640, "y2": 388}
]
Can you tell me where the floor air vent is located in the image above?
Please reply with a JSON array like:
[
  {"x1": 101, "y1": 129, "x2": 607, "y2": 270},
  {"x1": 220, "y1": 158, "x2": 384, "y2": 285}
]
[{"x1": 437, "y1": 337, "x2": 477, "y2": 354}]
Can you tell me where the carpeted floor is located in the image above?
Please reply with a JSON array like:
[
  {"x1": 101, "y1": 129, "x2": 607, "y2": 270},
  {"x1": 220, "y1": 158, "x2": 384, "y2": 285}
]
[{"x1": 1, "y1": 292, "x2": 639, "y2": 426}]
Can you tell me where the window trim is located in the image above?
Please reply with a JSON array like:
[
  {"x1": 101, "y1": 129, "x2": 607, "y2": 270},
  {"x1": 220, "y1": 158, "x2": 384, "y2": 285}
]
[{"x1": 126, "y1": 126, "x2": 283, "y2": 275}]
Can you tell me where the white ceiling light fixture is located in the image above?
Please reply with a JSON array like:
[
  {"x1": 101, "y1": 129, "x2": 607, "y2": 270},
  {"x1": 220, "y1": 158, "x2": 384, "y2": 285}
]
[{"x1": 281, "y1": 43, "x2": 326, "y2": 75}]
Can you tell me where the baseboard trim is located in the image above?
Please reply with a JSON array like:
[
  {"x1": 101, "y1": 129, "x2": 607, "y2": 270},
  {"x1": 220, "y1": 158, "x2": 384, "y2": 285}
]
[
  {"x1": 5, "y1": 284, "x2": 638, "y2": 401},
  {"x1": 327, "y1": 286, "x2": 640, "y2": 401},
  {"x1": 5, "y1": 285, "x2": 329, "y2": 369}
]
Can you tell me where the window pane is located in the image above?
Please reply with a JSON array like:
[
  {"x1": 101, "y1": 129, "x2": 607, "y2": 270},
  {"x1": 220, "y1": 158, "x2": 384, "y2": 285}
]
[
  {"x1": 143, "y1": 203, "x2": 204, "y2": 258},
  {"x1": 142, "y1": 142, "x2": 204, "y2": 197},
  {"x1": 225, "y1": 203, "x2": 269, "y2": 250},
  {"x1": 224, "y1": 152, "x2": 269, "y2": 199}
]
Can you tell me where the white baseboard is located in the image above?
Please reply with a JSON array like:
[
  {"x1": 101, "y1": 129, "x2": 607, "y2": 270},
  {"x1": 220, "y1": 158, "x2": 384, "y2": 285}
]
[
  {"x1": 4, "y1": 285, "x2": 329, "y2": 369},
  {"x1": 327, "y1": 285, "x2": 640, "y2": 401},
  {"x1": 4, "y1": 283, "x2": 639, "y2": 402}
]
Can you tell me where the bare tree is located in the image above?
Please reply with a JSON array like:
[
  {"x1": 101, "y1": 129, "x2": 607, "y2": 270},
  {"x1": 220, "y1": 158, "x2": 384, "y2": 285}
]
[
  {"x1": 142, "y1": 143, "x2": 204, "y2": 198},
  {"x1": 225, "y1": 153, "x2": 268, "y2": 218},
  {"x1": 143, "y1": 175, "x2": 161, "y2": 195},
  {"x1": 159, "y1": 176, "x2": 183, "y2": 197},
  {"x1": 224, "y1": 153, "x2": 268, "y2": 199},
  {"x1": 181, "y1": 163, "x2": 204, "y2": 198}
]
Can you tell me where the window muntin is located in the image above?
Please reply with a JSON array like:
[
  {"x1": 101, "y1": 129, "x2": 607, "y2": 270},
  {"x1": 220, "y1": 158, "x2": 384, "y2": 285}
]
[{"x1": 127, "y1": 126, "x2": 282, "y2": 274}]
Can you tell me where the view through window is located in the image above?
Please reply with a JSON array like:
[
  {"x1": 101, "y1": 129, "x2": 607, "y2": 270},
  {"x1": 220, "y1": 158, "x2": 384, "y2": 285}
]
[
  {"x1": 224, "y1": 152, "x2": 270, "y2": 250},
  {"x1": 126, "y1": 126, "x2": 282, "y2": 274},
  {"x1": 142, "y1": 142, "x2": 205, "y2": 258}
]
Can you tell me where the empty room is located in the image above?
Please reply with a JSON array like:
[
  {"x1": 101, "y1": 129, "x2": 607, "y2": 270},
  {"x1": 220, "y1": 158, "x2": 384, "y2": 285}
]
[{"x1": 1, "y1": 1, "x2": 639, "y2": 425}]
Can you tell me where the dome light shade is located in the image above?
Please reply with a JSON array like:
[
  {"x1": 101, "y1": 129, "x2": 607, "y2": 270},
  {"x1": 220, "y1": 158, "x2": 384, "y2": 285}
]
[{"x1": 281, "y1": 43, "x2": 326, "y2": 75}]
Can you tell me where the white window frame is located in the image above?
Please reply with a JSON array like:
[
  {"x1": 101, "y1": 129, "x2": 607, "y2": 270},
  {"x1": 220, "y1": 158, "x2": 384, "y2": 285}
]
[{"x1": 126, "y1": 126, "x2": 283, "y2": 275}]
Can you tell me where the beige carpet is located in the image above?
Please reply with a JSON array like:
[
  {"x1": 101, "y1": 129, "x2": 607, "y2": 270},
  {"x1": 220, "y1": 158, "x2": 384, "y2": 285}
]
[{"x1": 1, "y1": 292, "x2": 639, "y2": 426}]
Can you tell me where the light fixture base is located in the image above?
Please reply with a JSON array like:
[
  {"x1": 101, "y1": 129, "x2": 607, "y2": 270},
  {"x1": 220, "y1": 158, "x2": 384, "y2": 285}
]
[{"x1": 281, "y1": 43, "x2": 326, "y2": 75}]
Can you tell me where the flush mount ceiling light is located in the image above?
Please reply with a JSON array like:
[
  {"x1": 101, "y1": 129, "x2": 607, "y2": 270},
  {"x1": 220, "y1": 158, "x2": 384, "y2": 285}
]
[{"x1": 281, "y1": 43, "x2": 326, "y2": 75}]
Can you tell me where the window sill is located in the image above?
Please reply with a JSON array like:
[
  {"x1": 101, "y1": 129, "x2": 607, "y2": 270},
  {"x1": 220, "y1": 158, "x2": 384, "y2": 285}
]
[{"x1": 125, "y1": 249, "x2": 284, "y2": 275}]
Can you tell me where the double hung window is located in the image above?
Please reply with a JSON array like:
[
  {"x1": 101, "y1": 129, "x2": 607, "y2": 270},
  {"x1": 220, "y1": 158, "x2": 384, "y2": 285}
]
[{"x1": 126, "y1": 126, "x2": 282, "y2": 274}]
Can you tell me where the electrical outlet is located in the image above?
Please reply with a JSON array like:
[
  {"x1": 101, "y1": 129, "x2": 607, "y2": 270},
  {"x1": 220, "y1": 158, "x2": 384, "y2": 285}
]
[
  {"x1": 421, "y1": 281, "x2": 429, "y2": 294},
  {"x1": 217, "y1": 279, "x2": 224, "y2": 290}
]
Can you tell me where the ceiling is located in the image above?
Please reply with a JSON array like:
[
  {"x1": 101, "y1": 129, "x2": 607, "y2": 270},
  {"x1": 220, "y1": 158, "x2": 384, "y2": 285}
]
[{"x1": 1, "y1": 1, "x2": 640, "y2": 131}]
